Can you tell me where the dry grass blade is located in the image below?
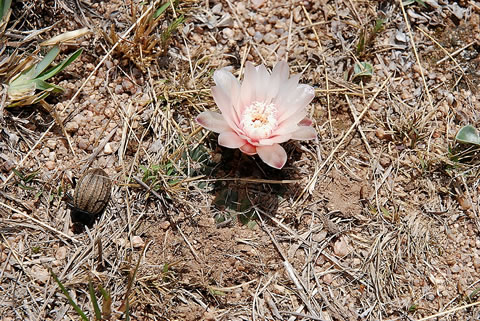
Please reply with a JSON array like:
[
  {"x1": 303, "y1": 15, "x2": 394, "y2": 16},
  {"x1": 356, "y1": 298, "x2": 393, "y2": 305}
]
[
  {"x1": 0, "y1": 200, "x2": 78, "y2": 243},
  {"x1": 40, "y1": 28, "x2": 90, "y2": 46},
  {"x1": 417, "y1": 300, "x2": 480, "y2": 320}
]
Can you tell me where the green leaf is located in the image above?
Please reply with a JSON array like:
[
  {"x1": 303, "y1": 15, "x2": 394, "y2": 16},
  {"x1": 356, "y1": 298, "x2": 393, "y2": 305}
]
[
  {"x1": 208, "y1": 288, "x2": 226, "y2": 296},
  {"x1": 408, "y1": 304, "x2": 418, "y2": 312},
  {"x1": 154, "y1": 2, "x2": 170, "y2": 19},
  {"x1": 455, "y1": 125, "x2": 480, "y2": 145},
  {"x1": 99, "y1": 285, "x2": 112, "y2": 320},
  {"x1": 89, "y1": 280, "x2": 102, "y2": 321},
  {"x1": 374, "y1": 19, "x2": 385, "y2": 33},
  {"x1": 12, "y1": 169, "x2": 25, "y2": 180},
  {"x1": 33, "y1": 78, "x2": 64, "y2": 93},
  {"x1": 0, "y1": 0, "x2": 12, "y2": 21},
  {"x1": 37, "y1": 48, "x2": 83, "y2": 81},
  {"x1": 51, "y1": 270, "x2": 89, "y2": 321},
  {"x1": 9, "y1": 65, "x2": 36, "y2": 88},
  {"x1": 245, "y1": 220, "x2": 257, "y2": 229},
  {"x1": 162, "y1": 263, "x2": 170, "y2": 274},
  {"x1": 380, "y1": 206, "x2": 391, "y2": 219},
  {"x1": 161, "y1": 15, "x2": 185, "y2": 45},
  {"x1": 33, "y1": 46, "x2": 60, "y2": 78},
  {"x1": 353, "y1": 61, "x2": 373, "y2": 79}
]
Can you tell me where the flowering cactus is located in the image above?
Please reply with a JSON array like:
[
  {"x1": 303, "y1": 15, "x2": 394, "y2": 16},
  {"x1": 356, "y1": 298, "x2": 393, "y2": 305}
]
[{"x1": 196, "y1": 61, "x2": 316, "y2": 169}]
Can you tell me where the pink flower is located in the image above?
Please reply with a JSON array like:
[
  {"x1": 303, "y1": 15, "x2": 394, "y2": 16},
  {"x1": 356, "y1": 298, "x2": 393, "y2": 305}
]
[{"x1": 196, "y1": 61, "x2": 316, "y2": 169}]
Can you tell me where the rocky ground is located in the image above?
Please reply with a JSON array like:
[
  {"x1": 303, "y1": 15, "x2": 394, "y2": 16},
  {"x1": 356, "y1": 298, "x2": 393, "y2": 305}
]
[{"x1": 1, "y1": 0, "x2": 480, "y2": 320}]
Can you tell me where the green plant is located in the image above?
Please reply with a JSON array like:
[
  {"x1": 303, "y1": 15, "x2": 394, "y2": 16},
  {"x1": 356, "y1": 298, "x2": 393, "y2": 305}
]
[
  {"x1": 50, "y1": 244, "x2": 148, "y2": 321},
  {"x1": 352, "y1": 61, "x2": 373, "y2": 81},
  {"x1": 455, "y1": 125, "x2": 480, "y2": 146},
  {"x1": 105, "y1": 1, "x2": 184, "y2": 72},
  {"x1": 0, "y1": 0, "x2": 12, "y2": 33},
  {"x1": 6, "y1": 45, "x2": 82, "y2": 107},
  {"x1": 213, "y1": 187, "x2": 257, "y2": 228},
  {"x1": 12, "y1": 169, "x2": 40, "y2": 191},
  {"x1": 52, "y1": 271, "x2": 113, "y2": 321},
  {"x1": 140, "y1": 145, "x2": 214, "y2": 195},
  {"x1": 356, "y1": 18, "x2": 385, "y2": 55}
]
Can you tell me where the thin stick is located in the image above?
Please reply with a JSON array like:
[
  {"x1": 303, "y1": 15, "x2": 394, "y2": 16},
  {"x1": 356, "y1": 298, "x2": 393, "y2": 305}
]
[
  {"x1": 345, "y1": 95, "x2": 374, "y2": 158},
  {"x1": 436, "y1": 41, "x2": 474, "y2": 65}
]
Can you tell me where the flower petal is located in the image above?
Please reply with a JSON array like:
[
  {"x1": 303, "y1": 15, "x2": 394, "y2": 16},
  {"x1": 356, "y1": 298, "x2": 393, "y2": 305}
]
[
  {"x1": 273, "y1": 73, "x2": 301, "y2": 109},
  {"x1": 291, "y1": 126, "x2": 316, "y2": 140},
  {"x1": 213, "y1": 68, "x2": 241, "y2": 118},
  {"x1": 196, "y1": 111, "x2": 231, "y2": 133},
  {"x1": 240, "y1": 142, "x2": 257, "y2": 155},
  {"x1": 253, "y1": 64, "x2": 270, "y2": 102},
  {"x1": 240, "y1": 62, "x2": 257, "y2": 107},
  {"x1": 266, "y1": 61, "x2": 289, "y2": 103},
  {"x1": 277, "y1": 84, "x2": 315, "y2": 123},
  {"x1": 218, "y1": 132, "x2": 246, "y2": 148},
  {"x1": 212, "y1": 86, "x2": 239, "y2": 128},
  {"x1": 298, "y1": 117, "x2": 313, "y2": 126},
  {"x1": 240, "y1": 62, "x2": 270, "y2": 107},
  {"x1": 259, "y1": 134, "x2": 291, "y2": 145},
  {"x1": 274, "y1": 110, "x2": 308, "y2": 136},
  {"x1": 257, "y1": 144, "x2": 287, "y2": 169}
]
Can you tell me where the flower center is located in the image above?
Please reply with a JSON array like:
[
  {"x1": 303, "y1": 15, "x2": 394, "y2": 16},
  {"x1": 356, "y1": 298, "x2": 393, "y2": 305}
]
[{"x1": 240, "y1": 101, "x2": 278, "y2": 140}]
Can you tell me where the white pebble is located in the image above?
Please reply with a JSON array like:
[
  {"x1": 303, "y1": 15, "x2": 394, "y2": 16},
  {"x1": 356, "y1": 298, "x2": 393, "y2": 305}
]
[{"x1": 223, "y1": 27, "x2": 234, "y2": 39}]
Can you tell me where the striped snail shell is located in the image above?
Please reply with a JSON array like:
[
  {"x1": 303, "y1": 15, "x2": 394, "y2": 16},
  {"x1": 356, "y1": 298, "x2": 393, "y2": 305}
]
[{"x1": 71, "y1": 168, "x2": 111, "y2": 225}]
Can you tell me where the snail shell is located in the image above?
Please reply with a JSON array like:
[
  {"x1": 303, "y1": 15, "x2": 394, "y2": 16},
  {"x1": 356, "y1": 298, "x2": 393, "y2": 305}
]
[{"x1": 73, "y1": 168, "x2": 111, "y2": 218}]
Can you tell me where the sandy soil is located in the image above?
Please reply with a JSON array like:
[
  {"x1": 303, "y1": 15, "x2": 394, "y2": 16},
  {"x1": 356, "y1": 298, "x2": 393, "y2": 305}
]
[{"x1": 1, "y1": 0, "x2": 480, "y2": 320}]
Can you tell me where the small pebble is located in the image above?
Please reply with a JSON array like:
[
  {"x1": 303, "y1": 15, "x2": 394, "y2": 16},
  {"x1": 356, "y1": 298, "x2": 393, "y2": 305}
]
[
  {"x1": 65, "y1": 121, "x2": 79, "y2": 133},
  {"x1": 46, "y1": 139, "x2": 57, "y2": 150},
  {"x1": 104, "y1": 142, "x2": 114, "y2": 155},
  {"x1": 114, "y1": 84, "x2": 123, "y2": 95},
  {"x1": 473, "y1": 256, "x2": 480, "y2": 269},
  {"x1": 78, "y1": 139, "x2": 89, "y2": 151},
  {"x1": 55, "y1": 247, "x2": 67, "y2": 261},
  {"x1": 263, "y1": 32, "x2": 277, "y2": 44},
  {"x1": 223, "y1": 27, "x2": 234, "y2": 39},
  {"x1": 45, "y1": 161, "x2": 55, "y2": 171},
  {"x1": 122, "y1": 80, "x2": 135, "y2": 94},
  {"x1": 31, "y1": 265, "x2": 49, "y2": 285},
  {"x1": 160, "y1": 221, "x2": 171, "y2": 230},
  {"x1": 253, "y1": 31, "x2": 263, "y2": 43},
  {"x1": 131, "y1": 236, "x2": 145, "y2": 248},
  {"x1": 395, "y1": 31, "x2": 407, "y2": 43},
  {"x1": 293, "y1": 7, "x2": 302, "y2": 23},
  {"x1": 333, "y1": 236, "x2": 351, "y2": 257}
]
